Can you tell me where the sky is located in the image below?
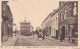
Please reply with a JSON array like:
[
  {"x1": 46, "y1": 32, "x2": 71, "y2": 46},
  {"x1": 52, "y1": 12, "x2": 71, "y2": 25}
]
[{"x1": 8, "y1": 0, "x2": 59, "y2": 31}]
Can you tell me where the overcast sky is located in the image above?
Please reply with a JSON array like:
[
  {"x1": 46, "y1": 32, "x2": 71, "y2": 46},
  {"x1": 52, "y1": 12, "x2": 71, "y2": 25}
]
[{"x1": 8, "y1": 0, "x2": 59, "y2": 30}]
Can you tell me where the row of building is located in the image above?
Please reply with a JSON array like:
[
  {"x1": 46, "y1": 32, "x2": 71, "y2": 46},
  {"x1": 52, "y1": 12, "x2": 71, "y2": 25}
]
[{"x1": 41, "y1": 1, "x2": 78, "y2": 43}]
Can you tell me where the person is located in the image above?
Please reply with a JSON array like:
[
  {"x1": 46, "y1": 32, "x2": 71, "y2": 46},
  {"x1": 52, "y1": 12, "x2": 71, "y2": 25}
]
[
  {"x1": 38, "y1": 30, "x2": 41, "y2": 38},
  {"x1": 35, "y1": 30, "x2": 39, "y2": 38},
  {"x1": 60, "y1": 34, "x2": 63, "y2": 42},
  {"x1": 33, "y1": 31, "x2": 35, "y2": 37},
  {"x1": 42, "y1": 30, "x2": 45, "y2": 40}
]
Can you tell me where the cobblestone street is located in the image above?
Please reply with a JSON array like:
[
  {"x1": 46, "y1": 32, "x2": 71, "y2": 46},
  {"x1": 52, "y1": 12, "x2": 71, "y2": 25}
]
[
  {"x1": 1, "y1": 1, "x2": 78, "y2": 47},
  {"x1": 14, "y1": 35, "x2": 78, "y2": 46}
]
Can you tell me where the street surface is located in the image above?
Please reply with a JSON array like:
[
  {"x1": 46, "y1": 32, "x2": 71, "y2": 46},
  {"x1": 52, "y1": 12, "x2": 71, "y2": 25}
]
[{"x1": 14, "y1": 35, "x2": 78, "y2": 46}]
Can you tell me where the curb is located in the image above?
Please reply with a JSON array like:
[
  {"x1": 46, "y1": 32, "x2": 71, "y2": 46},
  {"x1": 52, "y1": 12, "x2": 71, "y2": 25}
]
[{"x1": 45, "y1": 37, "x2": 78, "y2": 46}]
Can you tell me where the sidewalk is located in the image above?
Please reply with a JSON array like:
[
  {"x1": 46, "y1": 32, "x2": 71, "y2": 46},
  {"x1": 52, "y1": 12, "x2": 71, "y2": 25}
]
[
  {"x1": 2, "y1": 36, "x2": 17, "y2": 46},
  {"x1": 45, "y1": 36, "x2": 78, "y2": 46}
]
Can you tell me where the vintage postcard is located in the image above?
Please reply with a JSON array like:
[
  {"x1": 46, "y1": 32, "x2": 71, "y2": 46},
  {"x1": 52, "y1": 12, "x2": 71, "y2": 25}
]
[{"x1": 0, "y1": 0, "x2": 80, "y2": 49}]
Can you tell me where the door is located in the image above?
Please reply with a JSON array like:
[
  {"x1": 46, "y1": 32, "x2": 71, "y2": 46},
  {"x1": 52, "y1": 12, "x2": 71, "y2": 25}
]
[
  {"x1": 62, "y1": 26, "x2": 65, "y2": 40},
  {"x1": 49, "y1": 27, "x2": 51, "y2": 35},
  {"x1": 56, "y1": 30, "x2": 58, "y2": 39}
]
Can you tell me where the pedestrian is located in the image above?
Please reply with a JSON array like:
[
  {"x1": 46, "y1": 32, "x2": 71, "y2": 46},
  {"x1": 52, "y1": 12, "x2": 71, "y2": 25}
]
[
  {"x1": 35, "y1": 30, "x2": 39, "y2": 38},
  {"x1": 42, "y1": 30, "x2": 45, "y2": 40},
  {"x1": 33, "y1": 31, "x2": 35, "y2": 37},
  {"x1": 60, "y1": 34, "x2": 63, "y2": 42}
]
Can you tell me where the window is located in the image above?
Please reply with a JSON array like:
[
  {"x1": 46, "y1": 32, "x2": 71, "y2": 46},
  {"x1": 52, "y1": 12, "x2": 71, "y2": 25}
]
[
  {"x1": 73, "y1": 1, "x2": 77, "y2": 16},
  {"x1": 54, "y1": 19, "x2": 55, "y2": 26},
  {"x1": 66, "y1": 8, "x2": 72, "y2": 17},
  {"x1": 64, "y1": 10, "x2": 67, "y2": 19},
  {"x1": 25, "y1": 28, "x2": 26, "y2": 30},
  {"x1": 61, "y1": 13, "x2": 62, "y2": 21},
  {"x1": 73, "y1": 7, "x2": 77, "y2": 15},
  {"x1": 65, "y1": 25, "x2": 67, "y2": 36},
  {"x1": 59, "y1": 13, "x2": 61, "y2": 21},
  {"x1": 56, "y1": 18, "x2": 57, "y2": 25},
  {"x1": 74, "y1": 2, "x2": 77, "y2": 6},
  {"x1": 62, "y1": 13, "x2": 64, "y2": 20},
  {"x1": 61, "y1": 12, "x2": 64, "y2": 21},
  {"x1": 22, "y1": 29, "x2": 23, "y2": 30},
  {"x1": 3, "y1": 5, "x2": 6, "y2": 11}
]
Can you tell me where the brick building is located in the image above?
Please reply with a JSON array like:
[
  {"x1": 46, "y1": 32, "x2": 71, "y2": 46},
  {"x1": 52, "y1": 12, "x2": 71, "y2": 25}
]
[{"x1": 58, "y1": 1, "x2": 78, "y2": 43}]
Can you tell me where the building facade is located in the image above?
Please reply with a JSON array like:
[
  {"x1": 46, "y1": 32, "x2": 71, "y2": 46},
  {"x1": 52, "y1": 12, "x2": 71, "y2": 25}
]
[
  {"x1": 1, "y1": 1, "x2": 13, "y2": 42},
  {"x1": 51, "y1": 9, "x2": 59, "y2": 39},
  {"x1": 20, "y1": 19, "x2": 33, "y2": 36},
  {"x1": 41, "y1": 9, "x2": 59, "y2": 38},
  {"x1": 58, "y1": 1, "x2": 78, "y2": 43},
  {"x1": 41, "y1": 13, "x2": 52, "y2": 36}
]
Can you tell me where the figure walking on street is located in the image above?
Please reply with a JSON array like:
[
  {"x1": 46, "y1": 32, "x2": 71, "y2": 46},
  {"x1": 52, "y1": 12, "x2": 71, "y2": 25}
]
[
  {"x1": 33, "y1": 31, "x2": 35, "y2": 37},
  {"x1": 60, "y1": 34, "x2": 63, "y2": 42},
  {"x1": 42, "y1": 30, "x2": 46, "y2": 40},
  {"x1": 35, "y1": 30, "x2": 39, "y2": 38}
]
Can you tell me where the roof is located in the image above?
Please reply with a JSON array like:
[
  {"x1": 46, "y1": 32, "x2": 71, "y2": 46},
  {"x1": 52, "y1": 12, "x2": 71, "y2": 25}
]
[
  {"x1": 42, "y1": 13, "x2": 52, "y2": 24},
  {"x1": 42, "y1": 7, "x2": 59, "y2": 24},
  {"x1": 20, "y1": 20, "x2": 30, "y2": 24},
  {"x1": 51, "y1": 7, "x2": 59, "y2": 17}
]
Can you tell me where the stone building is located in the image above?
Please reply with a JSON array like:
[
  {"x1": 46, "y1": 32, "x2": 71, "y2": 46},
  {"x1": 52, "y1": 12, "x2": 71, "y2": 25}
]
[
  {"x1": 20, "y1": 19, "x2": 33, "y2": 36},
  {"x1": 58, "y1": 1, "x2": 78, "y2": 43},
  {"x1": 41, "y1": 8, "x2": 59, "y2": 38},
  {"x1": 1, "y1": 1, "x2": 13, "y2": 42}
]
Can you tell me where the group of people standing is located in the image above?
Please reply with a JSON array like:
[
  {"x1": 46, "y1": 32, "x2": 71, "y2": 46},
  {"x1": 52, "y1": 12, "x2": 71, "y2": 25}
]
[
  {"x1": 32, "y1": 29, "x2": 63, "y2": 42},
  {"x1": 33, "y1": 29, "x2": 46, "y2": 40}
]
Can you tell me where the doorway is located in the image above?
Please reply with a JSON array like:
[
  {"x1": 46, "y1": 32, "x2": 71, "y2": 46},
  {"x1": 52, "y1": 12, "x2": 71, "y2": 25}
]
[
  {"x1": 62, "y1": 26, "x2": 65, "y2": 40},
  {"x1": 56, "y1": 30, "x2": 58, "y2": 39}
]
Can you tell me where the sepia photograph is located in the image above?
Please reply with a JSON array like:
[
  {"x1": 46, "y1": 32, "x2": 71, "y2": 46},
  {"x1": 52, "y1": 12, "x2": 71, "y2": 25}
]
[{"x1": 1, "y1": 0, "x2": 78, "y2": 46}]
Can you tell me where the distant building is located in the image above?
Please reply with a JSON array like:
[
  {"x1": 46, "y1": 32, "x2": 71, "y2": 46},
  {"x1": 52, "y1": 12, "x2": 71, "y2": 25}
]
[
  {"x1": 1, "y1": 1, "x2": 13, "y2": 42},
  {"x1": 20, "y1": 19, "x2": 33, "y2": 36},
  {"x1": 58, "y1": 1, "x2": 78, "y2": 43}
]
